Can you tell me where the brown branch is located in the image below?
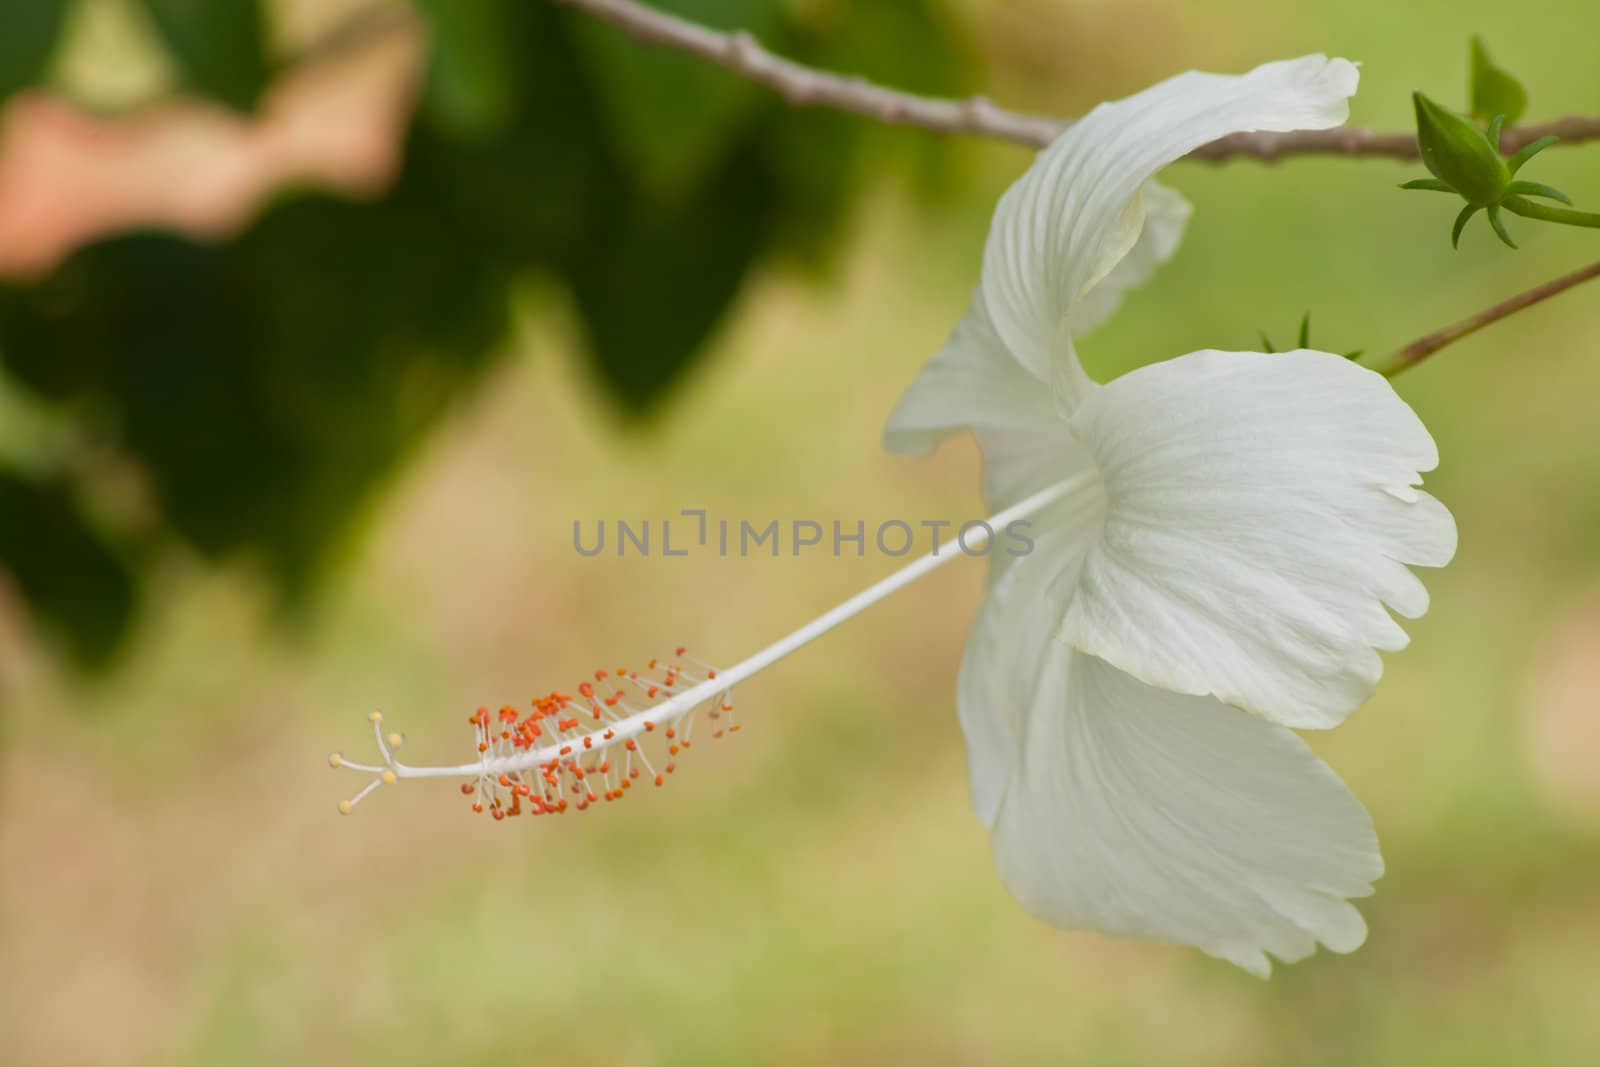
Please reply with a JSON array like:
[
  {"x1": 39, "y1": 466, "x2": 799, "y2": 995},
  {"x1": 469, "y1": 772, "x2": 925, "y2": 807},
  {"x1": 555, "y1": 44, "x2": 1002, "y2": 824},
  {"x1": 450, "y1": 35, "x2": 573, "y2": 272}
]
[
  {"x1": 1369, "y1": 259, "x2": 1600, "y2": 377},
  {"x1": 552, "y1": 0, "x2": 1064, "y2": 146},
  {"x1": 553, "y1": 0, "x2": 1600, "y2": 162}
]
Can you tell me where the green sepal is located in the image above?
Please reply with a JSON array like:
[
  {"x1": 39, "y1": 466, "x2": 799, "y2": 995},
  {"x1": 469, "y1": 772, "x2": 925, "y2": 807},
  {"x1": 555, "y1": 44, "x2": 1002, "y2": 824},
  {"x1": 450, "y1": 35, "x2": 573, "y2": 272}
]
[
  {"x1": 1451, "y1": 203, "x2": 1481, "y2": 248},
  {"x1": 1399, "y1": 178, "x2": 1455, "y2": 193},
  {"x1": 1507, "y1": 180, "x2": 1572, "y2": 204},
  {"x1": 1487, "y1": 204, "x2": 1518, "y2": 248},
  {"x1": 1508, "y1": 135, "x2": 1559, "y2": 174}
]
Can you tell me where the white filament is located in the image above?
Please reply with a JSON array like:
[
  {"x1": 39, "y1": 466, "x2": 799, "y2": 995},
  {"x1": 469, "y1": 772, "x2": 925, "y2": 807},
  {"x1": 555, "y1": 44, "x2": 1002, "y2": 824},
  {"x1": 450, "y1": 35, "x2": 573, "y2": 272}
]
[{"x1": 372, "y1": 472, "x2": 1095, "y2": 782}]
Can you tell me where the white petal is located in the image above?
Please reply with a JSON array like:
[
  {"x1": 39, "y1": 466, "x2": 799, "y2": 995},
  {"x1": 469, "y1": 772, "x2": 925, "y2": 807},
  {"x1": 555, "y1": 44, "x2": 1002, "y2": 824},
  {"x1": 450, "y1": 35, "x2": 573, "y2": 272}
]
[
  {"x1": 885, "y1": 287, "x2": 1096, "y2": 512},
  {"x1": 1063, "y1": 349, "x2": 1457, "y2": 729},
  {"x1": 959, "y1": 496, "x2": 1101, "y2": 823},
  {"x1": 883, "y1": 287, "x2": 1058, "y2": 457},
  {"x1": 989, "y1": 647, "x2": 1382, "y2": 977},
  {"x1": 982, "y1": 55, "x2": 1359, "y2": 407},
  {"x1": 1069, "y1": 180, "x2": 1191, "y2": 338}
]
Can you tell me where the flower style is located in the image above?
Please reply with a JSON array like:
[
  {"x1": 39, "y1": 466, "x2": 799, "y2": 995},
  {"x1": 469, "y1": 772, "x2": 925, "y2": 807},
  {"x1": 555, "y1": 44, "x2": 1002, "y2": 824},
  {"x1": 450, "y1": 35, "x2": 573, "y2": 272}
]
[{"x1": 885, "y1": 56, "x2": 1457, "y2": 976}]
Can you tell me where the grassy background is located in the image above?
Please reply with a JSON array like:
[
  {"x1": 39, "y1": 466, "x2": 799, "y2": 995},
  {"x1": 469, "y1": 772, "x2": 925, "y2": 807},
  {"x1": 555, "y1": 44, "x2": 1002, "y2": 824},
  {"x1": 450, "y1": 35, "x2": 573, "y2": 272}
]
[{"x1": 5, "y1": 0, "x2": 1600, "y2": 1063}]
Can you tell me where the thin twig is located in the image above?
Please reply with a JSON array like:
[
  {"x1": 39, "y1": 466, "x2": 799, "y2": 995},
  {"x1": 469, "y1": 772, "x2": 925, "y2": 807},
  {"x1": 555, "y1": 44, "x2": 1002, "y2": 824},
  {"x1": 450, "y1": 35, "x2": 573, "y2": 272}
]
[
  {"x1": 553, "y1": 0, "x2": 1600, "y2": 161},
  {"x1": 1369, "y1": 259, "x2": 1600, "y2": 376},
  {"x1": 554, "y1": 0, "x2": 1065, "y2": 146}
]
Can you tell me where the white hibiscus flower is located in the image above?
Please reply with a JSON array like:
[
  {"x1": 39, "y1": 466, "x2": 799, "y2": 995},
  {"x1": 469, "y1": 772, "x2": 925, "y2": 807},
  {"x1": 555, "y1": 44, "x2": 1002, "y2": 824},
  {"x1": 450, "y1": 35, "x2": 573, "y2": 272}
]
[{"x1": 885, "y1": 56, "x2": 1457, "y2": 976}]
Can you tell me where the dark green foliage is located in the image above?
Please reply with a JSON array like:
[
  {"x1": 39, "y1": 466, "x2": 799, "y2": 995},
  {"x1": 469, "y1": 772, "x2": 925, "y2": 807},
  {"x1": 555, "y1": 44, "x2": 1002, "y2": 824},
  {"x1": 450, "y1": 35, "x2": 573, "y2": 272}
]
[
  {"x1": 414, "y1": 0, "x2": 524, "y2": 138},
  {"x1": 137, "y1": 0, "x2": 272, "y2": 110},
  {"x1": 0, "y1": 0, "x2": 69, "y2": 100},
  {"x1": 0, "y1": 471, "x2": 136, "y2": 667},
  {"x1": 0, "y1": 0, "x2": 964, "y2": 666}
]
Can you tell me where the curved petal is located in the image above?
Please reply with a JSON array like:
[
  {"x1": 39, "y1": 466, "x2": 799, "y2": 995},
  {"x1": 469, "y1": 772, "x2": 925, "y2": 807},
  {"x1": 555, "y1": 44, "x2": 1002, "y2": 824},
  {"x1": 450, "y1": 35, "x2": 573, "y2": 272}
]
[
  {"x1": 982, "y1": 55, "x2": 1359, "y2": 407},
  {"x1": 1069, "y1": 180, "x2": 1191, "y2": 338},
  {"x1": 883, "y1": 287, "x2": 1058, "y2": 458},
  {"x1": 989, "y1": 647, "x2": 1383, "y2": 977},
  {"x1": 1063, "y1": 349, "x2": 1457, "y2": 729}
]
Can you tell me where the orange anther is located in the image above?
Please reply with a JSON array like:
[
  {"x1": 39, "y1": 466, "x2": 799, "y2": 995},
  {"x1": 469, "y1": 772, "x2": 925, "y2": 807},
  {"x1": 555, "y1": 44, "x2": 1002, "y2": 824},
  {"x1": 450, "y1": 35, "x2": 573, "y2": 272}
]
[
  {"x1": 583, "y1": 736, "x2": 593, "y2": 749},
  {"x1": 559, "y1": 745, "x2": 572, "y2": 755},
  {"x1": 644, "y1": 721, "x2": 655, "y2": 732},
  {"x1": 654, "y1": 774, "x2": 664, "y2": 786},
  {"x1": 675, "y1": 646, "x2": 687, "y2": 656},
  {"x1": 708, "y1": 669, "x2": 717, "y2": 679},
  {"x1": 665, "y1": 727, "x2": 676, "y2": 739},
  {"x1": 669, "y1": 744, "x2": 679, "y2": 756},
  {"x1": 666, "y1": 762, "x2": 676, "y2": 774},
  {"x1": 460, "y1": 783, "x2": 475, "y2": 795}
]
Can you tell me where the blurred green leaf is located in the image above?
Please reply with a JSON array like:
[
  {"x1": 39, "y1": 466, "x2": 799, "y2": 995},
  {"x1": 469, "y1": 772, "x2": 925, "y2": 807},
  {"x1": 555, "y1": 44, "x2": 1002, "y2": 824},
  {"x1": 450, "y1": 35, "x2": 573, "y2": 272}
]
[
  {"x1": 0, "y1": 0, "x2": 69, "y2": 100},
  {"x1": 762, "y1": 1, "x2": 963, "y2": 270},
  {"x1": 414, "y1": 0, "x2": 523, "y2": 139},
  {"x1": 571, "y1": 0, "x2": 789, "y2": 202},
  {"x1": 0, "y1": 469, "x2": 136, "y2": 667},
  {"x1": 0, "y1": 175, "x2": 515, "y2": 585},
  {"x1": 136, "y1": 0, "x2": 270, "y2": 110},
  {"x1": 565, "y1": 139, "x2": 781, "y2": 412},
  {"x1": 1470, "y1": 36, "x2": 1527, "y2": 127}
]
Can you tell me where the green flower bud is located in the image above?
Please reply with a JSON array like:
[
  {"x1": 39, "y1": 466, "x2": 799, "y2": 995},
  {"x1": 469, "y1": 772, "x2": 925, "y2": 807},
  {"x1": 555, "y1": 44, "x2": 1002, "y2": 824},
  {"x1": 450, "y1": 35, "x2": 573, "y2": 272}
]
[{"x1": 1413, "y1": 92, "x2": 1510, "y2": 207}]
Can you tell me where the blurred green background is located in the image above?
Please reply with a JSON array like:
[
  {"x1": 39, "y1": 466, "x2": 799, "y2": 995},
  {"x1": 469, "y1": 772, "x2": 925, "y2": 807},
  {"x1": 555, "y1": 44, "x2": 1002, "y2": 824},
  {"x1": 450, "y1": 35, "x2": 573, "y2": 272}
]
[{"x1": 3, "y1": 1, "x2": 1599, "y2": 1064}]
